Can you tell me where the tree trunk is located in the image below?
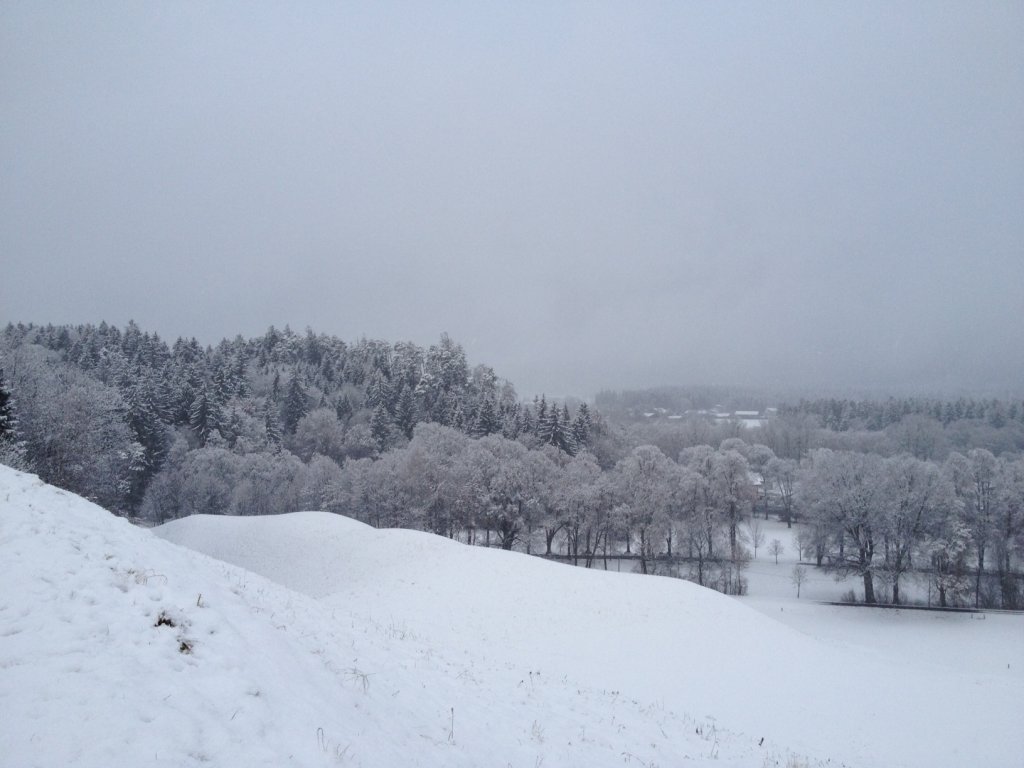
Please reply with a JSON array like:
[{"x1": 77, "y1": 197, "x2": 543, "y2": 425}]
[
  {"x1": 863, "y1": 570, "x2": 876, "y2": 604},
  {"x1": 729, "y1": 503, "x2": 738, "y2": 560},
  {"x1": 975, "y1": 544, "x2": 985, "y2": 609}
]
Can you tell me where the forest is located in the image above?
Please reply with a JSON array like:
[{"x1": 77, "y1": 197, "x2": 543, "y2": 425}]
[{"x1": 1, "y1": 321, "x2": 1022, "y2": 608}]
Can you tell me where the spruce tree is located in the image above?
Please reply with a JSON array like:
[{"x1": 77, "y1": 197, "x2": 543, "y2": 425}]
[
  {"x1": 283, "y1": 373, "x2": 309, "y2": 434},
  {"x1": 188, "y1": 385, "x2": 222, "y2": 446},
  {"x1": 534, "y1": 394, "x2": 547, "y2": 432},
  {"x1": 572, "y1": 402, "x2": 593, "y2": 447},
  {"x1": 370, "y1": 403, "x2": 392, "y2": 451},
  {"x1": 471, "y1": 396, "x2": 501, "y2": 437},
  {"x1": 538, "y1": 399, "x2": 577, "y2": 455},
  {"x1": 395, "y1": 385, "x2": 418, "y2": 438}
]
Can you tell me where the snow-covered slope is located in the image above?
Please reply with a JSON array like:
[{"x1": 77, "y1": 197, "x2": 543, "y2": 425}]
[
  {"x1": 0, "y1": 466, "x2": 790, "y2": 767},
  {"x1": 2, "y1": 464, "x2": 1020, "y2": 767},
  {"x1": 155, "y1": 512, "x2": 1024, "y2": 768}
]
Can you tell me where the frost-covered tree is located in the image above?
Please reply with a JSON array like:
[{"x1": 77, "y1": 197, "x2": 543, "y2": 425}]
[
  {"x1": 613, "y1": 445, "x2": 676, "y2": 573},
  {"x1": 945, "y1": 449, "x2": 997, "y2": 607},
  {"x1": 537, "y1": 398, "x2": 577, "y2": 455},
  {"x1": 188, "y1": 384, "x2": 224, "y2": 446},
  {"x1": 712, "y1": 449, "x2": 754, "y2": 560},
  {"x1": 263, "y1": 399, "x2": 282, "y2": 451},
  {"x1": 766, "y1": 457, "x2": 798, "y2": 527},
  {"x1": 6, "y1": 346, "x2": 141, "y2": 513},
  {"x1": 394, "y1": 385, "x2": 418, "y2": 439},
  {"x1": 470, "y1": 396, "x2": 501, "y2": 438},
  {"x1": 572, "y1": 402, "x2": 593, "y2": 448},
  {"x1": 0, "y1": 367, "x2": 14, "y2": 441},
  {"x1": 0, "y1": 365, "x2": 30, "y2": 471},
  {"x1": 926, "y1": 512, "x2": 972, "y2": 607},
  {"x1": 881, "y1": 455, "x2": 953, "y2": 604},
  {"x1": 398, "y1": 423, "x2": 470, "y2": 537},
  {"x1": 994, "y1": 456, "x2": 1024, "y2": 608},
  {"x1": 468, "y1": 435, "x2": 537, "y2": 550},
  {"x1": 290, "y1": 407, "x2": 348, "y2": 464},
  {"x1": 798, "y1": 449, "x2": 887, "y2": 603},
  {"x1": 282, "y1": 373, "x2": 309, "y2": 434},
  {"x1": 559, "y1": 451, "x2": 603, "y2": 564}
]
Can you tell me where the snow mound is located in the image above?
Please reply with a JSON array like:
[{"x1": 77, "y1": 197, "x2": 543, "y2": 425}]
[
  {"x1": 3, "y1": 464, "x2": 1020, "y2": 767},
  {"x1": 156, "y1": 510, "x2": 1024, "y2": 768},
  {"x1": 0, "y1": 465, "x2": 794, "y2": 767}
]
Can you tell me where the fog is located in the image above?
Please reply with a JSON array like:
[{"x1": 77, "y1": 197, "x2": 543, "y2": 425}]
[{"x1": 2, "y1": 2, "x2": 1021, "y2": 398}]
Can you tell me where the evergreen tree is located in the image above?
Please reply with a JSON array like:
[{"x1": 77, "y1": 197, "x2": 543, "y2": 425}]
[
  {"x1": 471, "y1": 396, "x2": 501, "y2": 437},
  {"x1": 369, "y1": 402, "x2": 392, "y2": 452},
  {"x1": 335, "y1": 393, "x2": 354, "y2": 424},
  {"x1": 534, "y1": 394, "x2": 547, "y2": 432},
  {"x1": 538, "y1": 399, "x2": 577, "y2": 455},
  {"x1": 119, "y1": 369, "x2": 171, "y2": 500},
  {"x1": 394, "y1": 385, "x2": 418, "y2": 439},
  {"x1": 283, "y1": 373, "x2": 309, "y2": 434},
  {"x1": 0, "y1": 368, "x2": 14, "y2": 441},
  {"x1": 572, "y1": 402, "x2": 593, "y2": 447},
  {"x1": 188, "y1": 385, "x2": 223, "y2": 446},
  {"x1": 365, "y1": 369, "x2": 394, "y2": 413},
  {"x1": 264, "y1": 399, "x2": 282, "y2": 451},
  {"x1": 501, "y1": 401, "x2": 521, "y2": 439}
]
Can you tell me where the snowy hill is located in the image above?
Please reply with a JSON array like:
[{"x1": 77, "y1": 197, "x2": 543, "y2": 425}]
[{"x1": 2, "y1": 465, "x2": 1021, "y2": 767}]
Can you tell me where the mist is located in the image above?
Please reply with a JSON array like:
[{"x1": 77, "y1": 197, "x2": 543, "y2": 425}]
[{"x1": 2, "y1": 2, "x2": 1021, "y2": 398}]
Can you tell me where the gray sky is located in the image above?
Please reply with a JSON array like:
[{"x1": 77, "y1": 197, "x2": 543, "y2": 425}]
[{"x1": 2, "y1": 2, "x2": 1022, "y2": 398}]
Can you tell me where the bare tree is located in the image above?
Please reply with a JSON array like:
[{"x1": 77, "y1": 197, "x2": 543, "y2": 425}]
[
  {"x1": 768, "y1": 538, "x2": 785, "y2": 564},
  {"x1": 790, "y1": 565, "x2": 808, "y2": 597},
  {"x1": 744, "y1": 518, "x2": 766, "y2": 559}
]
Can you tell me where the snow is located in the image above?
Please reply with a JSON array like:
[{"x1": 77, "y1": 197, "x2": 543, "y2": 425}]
[{"x1": 2, "y1": 464, "x2": 1022, "y2": 767}]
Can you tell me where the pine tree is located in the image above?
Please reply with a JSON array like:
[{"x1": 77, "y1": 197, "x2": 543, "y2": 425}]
[
  {"x1": 365, "y1": 369, "x2": 394, "y2": 413},
  {"x1": 283, "y1": 373, "x2": 309, "y2": 434},
  {"x1": 534, "y1": 394, "x2": 547, "y2": 432},
  {"x1": 370, "y1": 403, "x2": 392, "y2": 452},
  {"x1": 572, "y1": 402, "x2": 593, "y2": 447},
  {"x1": 471, "y1": 396, "x2": 501, "y2": 437},
  {"x1": 120, "y1": 369, "x2": 170, "y2": 482},
  {"x1": 537, "y1": 399, "x2": 577, "y2": 454},
  {"x1": 188, "y1": 385, "x2": 223, "y2": 446},
  {"x1": 501, "y1": 401, "x2": 521, "y2": 439},
  {"x1": 395, "y1": 385, "x2": 418, "y2": 439}
]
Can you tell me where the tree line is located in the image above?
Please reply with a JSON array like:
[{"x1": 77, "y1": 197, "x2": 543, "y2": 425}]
[
  {"x1": 1, "y1": 321, "x2": 1021, "y2": 607},
  {"x1": 0, "y1": 321, "x2": 595, "y2": 516}
]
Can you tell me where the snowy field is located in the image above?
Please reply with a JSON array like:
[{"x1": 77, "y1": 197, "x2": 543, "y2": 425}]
[{"x1": 2, "y1": 465, "x2": 1021, "y2": 767}]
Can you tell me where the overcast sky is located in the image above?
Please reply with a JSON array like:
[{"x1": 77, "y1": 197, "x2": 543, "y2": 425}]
[{"x1": 2, "y1": 2, "x2": 1022, "y2": 398}]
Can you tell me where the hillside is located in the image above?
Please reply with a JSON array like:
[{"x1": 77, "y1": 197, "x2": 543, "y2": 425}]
[
  {"x1": 155, "y1": 511, "x2": 1023, "y2": 768},
  {"x1": 2, "y1": 464, "x2": 1021, "y2": 766}
]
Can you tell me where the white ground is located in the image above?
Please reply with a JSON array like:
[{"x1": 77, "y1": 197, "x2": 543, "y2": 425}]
[{"x1": 2, "y1": 464, "x2": 1021, "y2": 767}]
